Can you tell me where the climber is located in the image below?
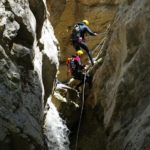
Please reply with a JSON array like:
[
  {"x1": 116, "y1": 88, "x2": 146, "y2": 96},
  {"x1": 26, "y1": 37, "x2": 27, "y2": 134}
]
[
  {"x1": 71, "y1": 19, "x2": 97, "y2": 66},
  {"x1": 66, "y1": 50, "x2": 92, "y2": 91}
]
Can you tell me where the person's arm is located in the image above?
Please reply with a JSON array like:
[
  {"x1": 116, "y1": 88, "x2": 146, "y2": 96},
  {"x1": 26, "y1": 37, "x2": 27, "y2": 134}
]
[{"x1": 85, "y1": 25, "x2": 97, "y2": 36}]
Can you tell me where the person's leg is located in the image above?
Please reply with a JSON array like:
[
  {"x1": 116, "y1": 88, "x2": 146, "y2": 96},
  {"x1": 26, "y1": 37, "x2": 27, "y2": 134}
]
[
  {"x1": 74, "y1": 73, "x2": 84, "y2": 91},
  {"x1": 72, "y1": 41, "x2": 81, "y2": 51},
  {"x1": 79, "y1": 41, "x2": 94, "y2": 65},
  {"x1": 75, "y1": 73, "x2": 92, "y2": 90},
  {"x1": 77, "y1": 73, "x2": 92, "y2": 89}
]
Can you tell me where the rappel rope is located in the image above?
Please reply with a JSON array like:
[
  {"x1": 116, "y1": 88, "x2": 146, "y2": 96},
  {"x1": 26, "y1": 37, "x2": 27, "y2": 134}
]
[
  {"x1": 75, "y1": 71, "x2": 87, "y2": 150},
  {"x1": 92, "y1": 37, "x2": 105, "y2": 53},
  {"x1": 92, "y1": 25, "x2": 110, "y2": 52},
  {"x1": 91, "y1": 25, "x2": 111, "y2": 62}
]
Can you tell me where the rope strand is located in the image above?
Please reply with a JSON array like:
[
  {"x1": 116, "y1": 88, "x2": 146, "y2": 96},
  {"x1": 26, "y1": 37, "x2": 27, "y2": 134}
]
[{"x1": 75, "y1": 71, "x2": 87, "y2": 150}]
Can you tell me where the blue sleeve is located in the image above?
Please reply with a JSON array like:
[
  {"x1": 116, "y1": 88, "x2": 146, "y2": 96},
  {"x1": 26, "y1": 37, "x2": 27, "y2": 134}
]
[{"x1": 84, "y1": 25, "x2": 95, "y2": 36}]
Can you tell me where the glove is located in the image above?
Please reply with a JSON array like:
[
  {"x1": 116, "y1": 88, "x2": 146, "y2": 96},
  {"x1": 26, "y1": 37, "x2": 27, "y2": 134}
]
[
  {"x1": 84, "y1": 65, "x2": 89, "y2": 70},
  {"x1": 94, "y1": 33, "x2": 98, "y2": 36}
]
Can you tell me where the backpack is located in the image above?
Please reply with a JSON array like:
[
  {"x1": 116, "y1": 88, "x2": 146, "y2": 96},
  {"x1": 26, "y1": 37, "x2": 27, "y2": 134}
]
[
  {"x1": 71, "y1": 24, "x2": 81, "y2": 40},
  {"x1": 66, "y1": 57, "x2": 77, "y2": 74}
]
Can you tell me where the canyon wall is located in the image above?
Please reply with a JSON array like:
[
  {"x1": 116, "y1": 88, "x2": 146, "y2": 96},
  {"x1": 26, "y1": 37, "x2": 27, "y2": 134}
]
[
  {"x1": 74, "y1": 0, "x2": 150, "y2": 149},
  {"x1": 1, "y1": 0, "x2": 150, "y2": 150},
  {"x1": 50, "y1": 0, "x2": 150, "y2": 150},
  {"x1": 0, "y1": 0, "x2": 58, "y2": 149}
]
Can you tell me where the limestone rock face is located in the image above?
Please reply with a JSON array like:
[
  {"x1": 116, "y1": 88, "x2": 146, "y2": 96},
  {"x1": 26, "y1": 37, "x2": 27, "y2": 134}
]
[
  {"x1": 52, "y1": 82, "x2": 81, "y2": 128},
  {"x1": 78, "y1": 0, "x2": 150, "y2": 149},
  {"x1": 0, "y1": 0, "x2": 58, "y2": 149}
]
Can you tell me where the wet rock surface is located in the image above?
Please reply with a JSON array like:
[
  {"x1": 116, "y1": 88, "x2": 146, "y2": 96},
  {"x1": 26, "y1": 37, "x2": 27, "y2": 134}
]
[
  {"x1": 52, "y1": 82, "x2": 81, "y2": 129},
  {"x1": 0, "y1": 0, "x2": 58, "y2": 149},
  {"x1": 1, "y1": 0, "x2": 150, "y2": 150}
]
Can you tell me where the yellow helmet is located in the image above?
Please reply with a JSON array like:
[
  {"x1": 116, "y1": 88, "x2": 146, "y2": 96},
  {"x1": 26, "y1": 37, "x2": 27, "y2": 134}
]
[
  {"x1": 76, "y1": 50, "x2": 84, "y2": 56},
  {"x1": 82, "y1": 20, "x2": 89, "y2": 26}
]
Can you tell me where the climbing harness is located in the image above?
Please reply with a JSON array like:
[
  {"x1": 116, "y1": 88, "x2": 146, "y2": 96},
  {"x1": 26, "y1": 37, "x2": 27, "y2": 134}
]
[{"x1": 75, "y1": 70, "x2": 87, "y2": 150}]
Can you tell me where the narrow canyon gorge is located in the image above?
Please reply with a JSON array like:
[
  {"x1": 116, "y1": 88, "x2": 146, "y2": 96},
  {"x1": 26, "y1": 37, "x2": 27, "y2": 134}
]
[{"x1": 0, "y1": 0, "x2": 150, "y2": 150}]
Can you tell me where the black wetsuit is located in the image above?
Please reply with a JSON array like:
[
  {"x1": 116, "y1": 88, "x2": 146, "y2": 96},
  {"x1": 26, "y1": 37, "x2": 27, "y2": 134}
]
[
  {"x1": 71, "y1": 55, "x2": 92, "y2": 90},
  {"x1": 71, "y1": 22, "x2": 96, "y2": 65}
]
